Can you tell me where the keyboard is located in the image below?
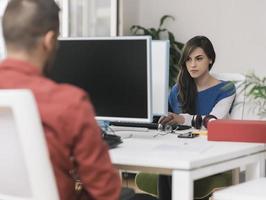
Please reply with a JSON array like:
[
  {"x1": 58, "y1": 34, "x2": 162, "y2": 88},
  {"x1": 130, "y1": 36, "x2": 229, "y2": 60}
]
[
  {"x1": 109, "y1": 121, "x2": 191, "y2": 130},
  {"x1": 110, "y1": 121, "x2": 159, "y2": 129}
]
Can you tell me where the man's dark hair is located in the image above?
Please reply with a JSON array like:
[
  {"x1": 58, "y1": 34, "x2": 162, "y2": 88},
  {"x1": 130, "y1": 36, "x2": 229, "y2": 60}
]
[{"x1": 2, "y1": 0, "x2": 60, "y2": 50}]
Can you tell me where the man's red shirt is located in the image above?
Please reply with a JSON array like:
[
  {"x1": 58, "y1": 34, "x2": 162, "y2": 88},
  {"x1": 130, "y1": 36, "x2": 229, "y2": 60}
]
[{"x1": 0, "y1": 59, "x2": 121, "y2": 200}]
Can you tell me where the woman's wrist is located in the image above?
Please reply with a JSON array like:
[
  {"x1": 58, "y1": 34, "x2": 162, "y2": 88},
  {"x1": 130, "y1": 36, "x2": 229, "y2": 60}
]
[{"x1": 179, "y1": 113, "x2": 193, "y2": 126}]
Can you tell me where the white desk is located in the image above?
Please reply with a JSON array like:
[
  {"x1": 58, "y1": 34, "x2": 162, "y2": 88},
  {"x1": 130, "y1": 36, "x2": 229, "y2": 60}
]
[{"x1": 109, "y1": 130, "x2": 266, "y2": 200}]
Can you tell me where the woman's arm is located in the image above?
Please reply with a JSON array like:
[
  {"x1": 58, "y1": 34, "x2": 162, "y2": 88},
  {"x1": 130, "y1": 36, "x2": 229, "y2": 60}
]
[
  {"x1": 209, "y1": 93, "x2": 236, "y2": 119},
  {"x1": 163, "y1": 82, "x2": 236, "y2": 126},
  {"x1": 179, "y1": 92, "x2": 236, "y2": 125}
]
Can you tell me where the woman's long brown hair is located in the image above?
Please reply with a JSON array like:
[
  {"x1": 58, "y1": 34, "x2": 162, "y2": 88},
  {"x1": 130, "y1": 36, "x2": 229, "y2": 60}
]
[{"x1": 177, "y1": 36, "x2": 216, "y2": 114}]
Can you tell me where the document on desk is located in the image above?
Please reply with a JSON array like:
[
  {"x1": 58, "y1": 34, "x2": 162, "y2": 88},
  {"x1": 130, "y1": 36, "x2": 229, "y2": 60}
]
[{"x1": 154, "y1": 139, "x2": 213, "y2": 154}]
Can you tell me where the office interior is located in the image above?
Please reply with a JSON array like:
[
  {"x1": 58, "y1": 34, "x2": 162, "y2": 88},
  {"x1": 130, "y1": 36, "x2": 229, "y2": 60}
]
[
  {"x1": 1, "y1": 0, "x2": 266, "y2": 76},
  {"x1": 0, "y1": 1, "x2": 266, "y2": 200}
]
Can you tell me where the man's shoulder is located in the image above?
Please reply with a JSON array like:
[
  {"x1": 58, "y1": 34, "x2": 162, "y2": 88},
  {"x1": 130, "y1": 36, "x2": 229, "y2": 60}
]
[
  {"x1": 40, "y1": 78, "x2": 89, "y2": 106},
  {"x1": 55, "y1": 83, "x2": 87, "y2": 99}
]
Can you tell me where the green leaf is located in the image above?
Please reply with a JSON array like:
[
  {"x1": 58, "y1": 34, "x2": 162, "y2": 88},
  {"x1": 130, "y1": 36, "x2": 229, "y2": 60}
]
[
  {"x1": 130, "y1": 14, "x2": 184, "y2": 88},
  {"x1": 130, "y1": 25, "x2": 149, "y2": 35},
  {"x1": 149, "y1": 28, "x2": 160, "y2": 39},
  {"x1": 173, "y1": 41, "x2": 184, "y2": 50},
  {"x1": 159, "y1": 15, "x2": 175, "y2": 28},
  {"x1": 240, "y1": 72, "x2": 266, "y2": 117},
  {"x1": 168, "y1": 31, "x2": 176, "y2": 43}
]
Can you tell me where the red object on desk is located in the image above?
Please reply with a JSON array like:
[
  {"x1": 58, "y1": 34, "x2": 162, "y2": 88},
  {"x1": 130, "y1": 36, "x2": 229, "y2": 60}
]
[{"x1": 207, "y1": 119, "x2": 266, "y2": 143}]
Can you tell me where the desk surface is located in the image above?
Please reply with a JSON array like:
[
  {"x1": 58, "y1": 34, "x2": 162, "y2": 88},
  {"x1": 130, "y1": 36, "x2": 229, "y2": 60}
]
[
  {"x1": 110, "y1": 130, "x2": 266, "y2": 171},
  {"x1": 110, "y1": 130, "x2": 266, "y2": 200}
]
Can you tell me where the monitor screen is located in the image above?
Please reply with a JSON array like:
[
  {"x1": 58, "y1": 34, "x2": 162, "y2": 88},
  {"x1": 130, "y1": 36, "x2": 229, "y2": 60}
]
[
  {"x1": 151, "y1": 40, "x2": 169, "y2": 116},
  {"x1": 47, "y1": 37, "x2": 152, "y2": 123}
]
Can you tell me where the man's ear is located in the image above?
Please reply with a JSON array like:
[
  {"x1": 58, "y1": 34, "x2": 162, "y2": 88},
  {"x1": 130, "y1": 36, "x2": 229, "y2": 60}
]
[{"x1": 42, "y1": 30, "x2": 57, "y2": 52}]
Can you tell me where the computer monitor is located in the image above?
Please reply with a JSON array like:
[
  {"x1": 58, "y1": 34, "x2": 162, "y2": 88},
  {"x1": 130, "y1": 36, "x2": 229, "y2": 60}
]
[
  {"x1": 151, "y1": 40, "x2": 169, "y2": 116},
  {"x1": 47, "y1": 36, "x2": 152, "y2": 123}
]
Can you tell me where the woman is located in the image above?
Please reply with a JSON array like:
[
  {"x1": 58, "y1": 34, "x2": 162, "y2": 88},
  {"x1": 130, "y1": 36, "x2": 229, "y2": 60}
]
[
  {"x1": 158, "y1": 35, "x2": 236, "y2": 200},
  {"x1": 159, "y1": 35, "x2": 235, "y2": 127}
]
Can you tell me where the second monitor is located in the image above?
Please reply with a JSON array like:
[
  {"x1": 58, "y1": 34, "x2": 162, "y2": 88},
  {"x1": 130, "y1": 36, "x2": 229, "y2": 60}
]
[{"x1": 151, "y1": 40, "x2": 169, "y2": 117}]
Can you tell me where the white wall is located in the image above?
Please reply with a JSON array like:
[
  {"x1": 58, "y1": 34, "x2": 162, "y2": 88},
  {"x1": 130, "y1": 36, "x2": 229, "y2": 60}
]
[
  {"x1": 119, "y1": 0, "x2": 139, "y2": 35},
  {"x1": 122, "y1": 0, "x2": 266, "y2": 76}
]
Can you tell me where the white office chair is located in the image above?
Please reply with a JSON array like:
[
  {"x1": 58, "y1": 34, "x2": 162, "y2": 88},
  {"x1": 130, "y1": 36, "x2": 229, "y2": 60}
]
[
  {"x1": 210, "y1": 73, "x2": 266, "y2": 200},
  {"x1": 0, "y1": 90, "x2": 59, "y2": 200},
  {"x1": 211, "y1": 72, "x2": 246, "y2": 119},
  {"x1": 211, "y1": 73, "x2": 248, "y2": 184}
]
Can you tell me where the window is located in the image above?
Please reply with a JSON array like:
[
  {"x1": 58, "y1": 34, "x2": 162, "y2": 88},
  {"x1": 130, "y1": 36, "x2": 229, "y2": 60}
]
[{"x1": 56, "y1": 0, "x2": 117, "y2": 37}]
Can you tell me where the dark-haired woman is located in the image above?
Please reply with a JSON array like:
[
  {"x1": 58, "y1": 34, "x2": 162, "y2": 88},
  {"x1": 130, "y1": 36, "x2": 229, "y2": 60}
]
[
  {"x1": 158, "y1": 35, "x2": 236, "y2": 200},
  {"x1": 159, "y1": 35, "x2": 235, "y2": 126}
]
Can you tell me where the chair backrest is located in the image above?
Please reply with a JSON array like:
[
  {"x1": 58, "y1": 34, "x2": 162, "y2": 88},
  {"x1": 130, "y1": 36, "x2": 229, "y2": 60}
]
[
  {"x1": 0, "y1": 90, "x2": 59, "y2": 200},
  {"x1": 211, "y1": 72, "x2": 246, "y2": 119}
]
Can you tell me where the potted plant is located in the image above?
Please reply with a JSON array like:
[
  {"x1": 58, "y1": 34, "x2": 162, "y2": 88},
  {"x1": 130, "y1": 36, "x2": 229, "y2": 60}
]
[
  {"x1": 130, "y1": 15, "x2": 184, "y2": 88},
  {"x1": 243, "y1": 73, "x2": 266, "y2": 118}
]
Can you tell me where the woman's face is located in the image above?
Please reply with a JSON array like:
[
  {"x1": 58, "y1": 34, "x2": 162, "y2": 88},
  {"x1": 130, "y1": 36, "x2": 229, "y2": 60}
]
[{"x1": 185, "y1": 47, "x2": 212, "y2": 79}]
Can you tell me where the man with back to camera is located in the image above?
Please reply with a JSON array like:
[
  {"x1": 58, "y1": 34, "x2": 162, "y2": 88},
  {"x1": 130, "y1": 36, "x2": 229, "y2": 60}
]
[{"x1": 0, "y1": 0, "x2": 121, "y2": 200}]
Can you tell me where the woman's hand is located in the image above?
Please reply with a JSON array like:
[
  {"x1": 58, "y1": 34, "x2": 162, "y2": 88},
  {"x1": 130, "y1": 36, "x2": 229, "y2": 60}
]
[{"x1": 158, "y1": 112, "x2": 185, "y2": 126}]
